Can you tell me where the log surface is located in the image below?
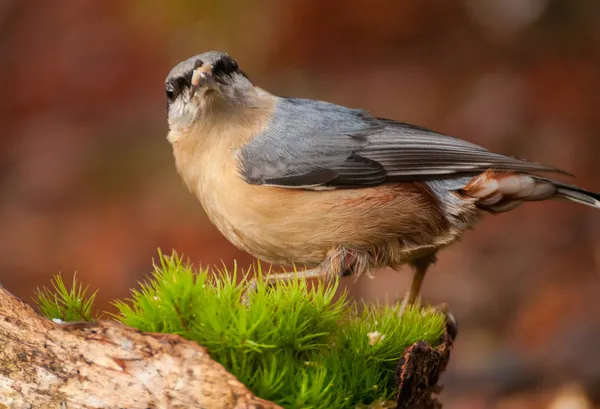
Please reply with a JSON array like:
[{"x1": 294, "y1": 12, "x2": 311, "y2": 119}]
[{"x1": 0, "y1": 288, "x2": 281, "y2": 409}]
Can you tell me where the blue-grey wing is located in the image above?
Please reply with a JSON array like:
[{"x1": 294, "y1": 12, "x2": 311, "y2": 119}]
[{"x1": 238, "y1": 97, "x2": 568, "y2": 189}]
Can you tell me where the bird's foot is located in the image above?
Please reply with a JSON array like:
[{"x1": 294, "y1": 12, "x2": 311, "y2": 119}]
[
  {"x1": 397, "y1": 295, "x2": 421, "y2": 318},
  {"x1": 241, "y1": 278, "x2": 258, "y2": 308},
  {"x1": 240, "y1": 267, "x2": 326, "y2": 307}
]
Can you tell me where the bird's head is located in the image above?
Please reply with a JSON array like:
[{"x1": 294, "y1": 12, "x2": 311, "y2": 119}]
[{"x1": 165, "y1": 51, "x2": 257, "y2": 131}]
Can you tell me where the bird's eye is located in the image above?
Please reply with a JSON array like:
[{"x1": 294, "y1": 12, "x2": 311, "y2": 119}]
[
  {"x1": 166, "y1": 85, "x2": 177, "y2": 102},
  {"x1": 213, "y1": 57, "x2": 238, "y2": 77}
]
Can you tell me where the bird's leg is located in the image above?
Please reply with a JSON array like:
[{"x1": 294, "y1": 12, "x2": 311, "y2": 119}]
[
  {"x1": 241, "y1": 267, "x2": 328, "y2": 307},
  {"x1": 399, "y1": 254, "x2": 437, "y2": 315}
]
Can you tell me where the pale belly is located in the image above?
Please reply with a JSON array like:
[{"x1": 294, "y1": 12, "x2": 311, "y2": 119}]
[{"x1": 198, "y1": 178, "x2": 453, "y2": 268}]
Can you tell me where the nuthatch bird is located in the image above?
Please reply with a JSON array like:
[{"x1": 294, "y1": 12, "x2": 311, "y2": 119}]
[{"x1": 165, "y1": 51, "x2": 600, "y2": 307}]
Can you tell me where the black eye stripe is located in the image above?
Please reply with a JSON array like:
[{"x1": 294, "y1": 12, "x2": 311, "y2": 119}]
[
  {"x1": 165, "y1": 69, "x2": 194, "y2": 103},
  {"x1": 178, "y1": 70, "x2": 193, "y2": 88},
  {"x1": 212, "y1": 56, "x2": 238, "y2": 76}
]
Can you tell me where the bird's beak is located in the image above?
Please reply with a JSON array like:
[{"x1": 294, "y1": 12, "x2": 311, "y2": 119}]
[{"x1": 189, "y1": 63, "x2": 214, "y2": 98}]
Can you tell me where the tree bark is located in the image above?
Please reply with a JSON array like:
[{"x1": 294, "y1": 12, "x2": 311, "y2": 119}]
[{"x1": 0, "y1": 288, "x2": 281, "y2": 409}]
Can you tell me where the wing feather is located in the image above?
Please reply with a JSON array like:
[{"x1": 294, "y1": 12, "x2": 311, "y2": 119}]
[{"x1": 238, "y1": 98, "x2": 569, "y2": 189}]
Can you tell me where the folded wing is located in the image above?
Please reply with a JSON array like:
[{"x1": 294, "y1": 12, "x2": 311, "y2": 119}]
[{"x1": 238, "y1": 98, "x2": 568, "y2": 189}]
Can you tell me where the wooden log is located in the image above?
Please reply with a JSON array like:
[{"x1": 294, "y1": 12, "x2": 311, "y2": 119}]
[{"x1": 0, "y1": 288, "x2": 280, "y2": 409}]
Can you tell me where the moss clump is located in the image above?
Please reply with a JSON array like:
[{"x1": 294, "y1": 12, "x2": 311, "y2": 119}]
[
  {"x1": 35, "y1": 251, "x2": 446, "y2": 409},
  {"x1": 34, "y1": 273, "x2": 98, "y2": 322}
]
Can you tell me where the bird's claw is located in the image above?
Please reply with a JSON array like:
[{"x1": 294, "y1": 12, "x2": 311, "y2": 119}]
[{"x1": 241, "y1": 279, "x2": 259, "y2": 308}]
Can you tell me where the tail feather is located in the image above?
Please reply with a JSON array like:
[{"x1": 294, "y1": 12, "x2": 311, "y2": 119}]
[
  {"x1": 538, "y1": 178, "x2": 600, "y2": 209},
  {"x1": 460, "y1": 171, "x2": 600, "y2": 212}
]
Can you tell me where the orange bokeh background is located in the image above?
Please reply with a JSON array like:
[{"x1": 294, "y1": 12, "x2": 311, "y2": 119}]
[{"x1": 1, "y1": 1, "x2": 599, "y2": 407}]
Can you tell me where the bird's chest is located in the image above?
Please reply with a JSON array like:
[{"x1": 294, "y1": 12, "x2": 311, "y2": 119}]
[{"x1": 173, "y1": 141, "x2": 270, "y2": 253}]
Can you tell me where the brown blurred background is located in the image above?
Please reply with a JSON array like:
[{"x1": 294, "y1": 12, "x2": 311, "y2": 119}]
[{"x1": 1, "y1": 0, "x2": 599, "y2": 407}]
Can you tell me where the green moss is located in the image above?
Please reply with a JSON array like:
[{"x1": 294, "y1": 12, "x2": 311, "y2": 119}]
[
  {"x1": 35, "y1": 251, "x2": 446, "y2": 409},
  {"x1": 34, "y1": 273, "x2": 98, "y2": 322}
]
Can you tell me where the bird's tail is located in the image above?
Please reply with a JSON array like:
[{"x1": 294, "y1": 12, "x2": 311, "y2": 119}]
[
  {"x1": 459, "y1": 171, "x2": 600, "y2": 213},
  {"x1": 543, "y1": 179, "x2": 600, "y2": 209}
]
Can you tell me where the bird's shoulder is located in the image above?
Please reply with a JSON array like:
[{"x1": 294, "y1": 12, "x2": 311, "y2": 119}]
[{"x1": 265, "y1": 97, "x2": 384, "y2": 140}]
